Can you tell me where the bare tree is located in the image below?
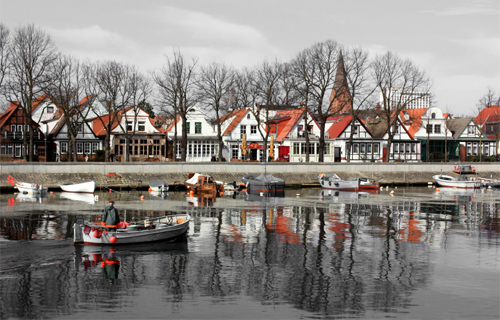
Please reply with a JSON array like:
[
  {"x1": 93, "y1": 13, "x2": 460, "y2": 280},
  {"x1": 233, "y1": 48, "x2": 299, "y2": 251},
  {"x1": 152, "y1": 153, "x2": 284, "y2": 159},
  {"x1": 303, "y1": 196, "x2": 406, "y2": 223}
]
[
  {"x1": 343, "y1": 47, "x2": 377, "y2": 162},
  {"x1": 371, "y1": 51, "x2": 432, "y2": 162},
  {"x1": 476, "y1": 87, "x2": 498, "y2": 112},
  {"x1": 152, "y1": 50, "x2": 198, "y2": 162},
  {"x1": 252, "y1": 59, "x2": 284, "y2": 162},
  {"x1": 91, "y1": 61, "x2": 150, "y2": 162},
  {"x1": 0, "y1": 24, "x2": 10, "y2": 93},
  {"x1": 197, "y1": 61, "x2": 235, "y2": 162},
  {"x1": 3, "y1": 24, "x2": 57, "y2": 161},
  {"x1": 233, "y1": 67, "x2": 258, "y2": 110},
  {"x1": 292, "y1": 40, "x2": 348, "y2": 162}
]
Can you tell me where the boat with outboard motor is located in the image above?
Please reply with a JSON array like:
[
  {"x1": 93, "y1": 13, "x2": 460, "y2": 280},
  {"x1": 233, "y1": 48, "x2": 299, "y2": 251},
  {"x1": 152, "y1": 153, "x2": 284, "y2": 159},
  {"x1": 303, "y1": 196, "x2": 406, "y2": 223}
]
[
  {"x1": 318, "y1": 173, "x2": 360, "y2": 190},
  {"x1": 14, "y1": 181, "x2": 48, "y2": 195},
  {"x1": 184, "y1": 173, "x2": 224, "y2": 195},
  {"x1": 73, "y1": 213, "x2": 191, "y2": 245},
  {"x1": 432, "y1": 174, "x2": 482, "y2": 189}
]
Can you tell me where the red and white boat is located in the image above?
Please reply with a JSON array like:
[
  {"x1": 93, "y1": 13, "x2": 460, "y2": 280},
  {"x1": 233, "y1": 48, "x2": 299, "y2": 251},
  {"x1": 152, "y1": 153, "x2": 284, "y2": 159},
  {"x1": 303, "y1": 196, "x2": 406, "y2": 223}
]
[
  {"x1": 73, "y1": 213, "x2": 190, "y2": 245},
  {"x1": 348, "y1": 177, "x2": 380, "y2": 190}
]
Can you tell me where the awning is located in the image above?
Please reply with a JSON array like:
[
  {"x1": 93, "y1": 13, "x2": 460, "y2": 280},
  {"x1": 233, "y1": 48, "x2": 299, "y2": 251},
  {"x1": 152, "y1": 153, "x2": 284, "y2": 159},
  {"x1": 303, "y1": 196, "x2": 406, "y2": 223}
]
[{"x1": 241, "y1": 142, "x2": 263, "y2": 149}]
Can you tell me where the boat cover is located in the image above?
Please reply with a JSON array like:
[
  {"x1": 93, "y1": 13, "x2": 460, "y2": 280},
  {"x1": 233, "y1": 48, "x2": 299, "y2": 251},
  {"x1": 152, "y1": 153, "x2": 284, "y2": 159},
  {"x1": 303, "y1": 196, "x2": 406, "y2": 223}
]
[{"x1": 149, "y1": 179, "x2": 168, "y2": 188}]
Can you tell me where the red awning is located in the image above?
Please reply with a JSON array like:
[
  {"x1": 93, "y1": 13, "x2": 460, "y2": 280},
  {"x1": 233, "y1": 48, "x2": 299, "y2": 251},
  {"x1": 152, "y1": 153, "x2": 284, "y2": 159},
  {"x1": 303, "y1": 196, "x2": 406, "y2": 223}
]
[{"x1": 241, "y1": 142, "x2": 263, "y2": 149}]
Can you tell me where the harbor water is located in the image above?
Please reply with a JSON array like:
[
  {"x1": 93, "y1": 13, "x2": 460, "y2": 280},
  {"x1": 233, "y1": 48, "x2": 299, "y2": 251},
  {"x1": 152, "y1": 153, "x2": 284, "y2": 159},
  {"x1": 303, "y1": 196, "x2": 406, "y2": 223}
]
[{"x1": 0, "y1": 187, "x2": 499, "y2": 319}]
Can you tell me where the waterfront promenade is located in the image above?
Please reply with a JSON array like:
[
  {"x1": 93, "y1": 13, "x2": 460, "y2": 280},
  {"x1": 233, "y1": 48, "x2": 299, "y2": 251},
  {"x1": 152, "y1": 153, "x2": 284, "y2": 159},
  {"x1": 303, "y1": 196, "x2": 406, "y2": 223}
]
[{"x1": 1, "y1": 162, "x2": 499, "y2": 191}]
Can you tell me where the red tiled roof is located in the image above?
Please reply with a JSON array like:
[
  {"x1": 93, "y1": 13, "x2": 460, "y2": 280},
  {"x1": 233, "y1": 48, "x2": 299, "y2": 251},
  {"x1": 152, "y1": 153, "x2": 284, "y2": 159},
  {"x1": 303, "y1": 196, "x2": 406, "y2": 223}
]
[
  {"x1": 475, "y1": 105, "x2": 500, "y2": 124},
  {"x1": 0, "y1": 102, "x2": 20, "y2": 129},
  {"x1": 274, "y1": 109, "x2": 303, "y2": 142},
  {"x1": 222, "y1": 108, "x2": 249, "y2": 136},
  {"x1": 326, "y1": 115, "x2": 352, "y2": 138},
  {"x1": 400, "y1": 108, "x2": 427, "y2": 138}
]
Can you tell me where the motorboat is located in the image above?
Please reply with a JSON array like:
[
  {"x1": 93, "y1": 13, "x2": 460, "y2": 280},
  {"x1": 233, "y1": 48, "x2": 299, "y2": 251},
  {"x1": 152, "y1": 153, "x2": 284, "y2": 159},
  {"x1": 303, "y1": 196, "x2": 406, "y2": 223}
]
[
  {"x1": 347, "y1": 177, "x2": 380, "y2": 190},
  {"x1": 14, "y1": 181, "x2": 48, "y2": 195},
  {"x1": 73, "y1": 213, "x2": 191, "y2": 245},
  {"x1": 454, "y1": 165, "x2": 476, "y2": 174},
  {"x1": 184, "y1": 173, "x2": 224, "y2": 195},
  {"x1": 149, "y1": 179, "x2": 169, "y2": 192},
  {"x1": 318, "y1": 173, "x2": 360, "y2": 191},
  {"x1": 60, "y1": 180, "x2": 95, "y2": 193},
  {"x1": 60, "y1": 192, "x2": 96, "y2": 204},
  {"x1": 241, "y1": 173, "x2": 285, "y2": 192},
  {"x1": 432, "y1": 174, "x2": 482, "y2": 189}
]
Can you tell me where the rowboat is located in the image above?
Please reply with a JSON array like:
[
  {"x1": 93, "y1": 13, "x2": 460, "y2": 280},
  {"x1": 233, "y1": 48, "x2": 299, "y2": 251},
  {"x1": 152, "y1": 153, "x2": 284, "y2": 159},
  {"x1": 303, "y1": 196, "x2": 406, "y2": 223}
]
[
  {"x1": 318, "y1": 173, "x2": 360, "y2": 191},
  {"x1": 60, "y1": 180, "x2": 95, "y2": 193},
  {"x1": 14, "y1": 181, "x2": 48, "y2": 195},
  {"x1": 73, "y1": 213, "x2": 190, "y2": 245},
  {"x1": 432, "y1": 174, "x2": 482, "y2": 189}
]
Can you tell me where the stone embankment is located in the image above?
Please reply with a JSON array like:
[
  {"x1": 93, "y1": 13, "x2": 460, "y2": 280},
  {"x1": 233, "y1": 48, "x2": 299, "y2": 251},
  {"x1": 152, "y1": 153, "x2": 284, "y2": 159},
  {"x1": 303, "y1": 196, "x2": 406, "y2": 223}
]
[{"x1": 1, "y1": 162, "x2": 499, "y2": 192}]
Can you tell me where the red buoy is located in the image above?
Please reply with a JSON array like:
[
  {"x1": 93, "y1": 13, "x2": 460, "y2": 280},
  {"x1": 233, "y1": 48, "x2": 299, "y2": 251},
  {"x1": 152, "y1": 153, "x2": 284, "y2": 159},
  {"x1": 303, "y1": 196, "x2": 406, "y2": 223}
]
[{"x1": 110, "y1": 236, "x2": 117, "y2": 244}]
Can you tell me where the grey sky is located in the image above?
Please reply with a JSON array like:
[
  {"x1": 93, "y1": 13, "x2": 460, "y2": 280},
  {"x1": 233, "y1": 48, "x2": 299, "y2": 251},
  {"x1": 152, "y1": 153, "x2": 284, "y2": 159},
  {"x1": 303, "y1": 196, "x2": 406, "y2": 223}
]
[{"x1": 1, "y1": 0, "x2": 498, "y2": 116}]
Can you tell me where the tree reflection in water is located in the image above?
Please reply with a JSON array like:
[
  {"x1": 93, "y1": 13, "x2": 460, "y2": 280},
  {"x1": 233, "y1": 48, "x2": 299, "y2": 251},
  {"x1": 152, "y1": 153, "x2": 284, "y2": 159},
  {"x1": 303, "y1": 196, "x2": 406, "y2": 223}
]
[{"x1": 0, "y1": 188, "x2": 498, "y2": 319}]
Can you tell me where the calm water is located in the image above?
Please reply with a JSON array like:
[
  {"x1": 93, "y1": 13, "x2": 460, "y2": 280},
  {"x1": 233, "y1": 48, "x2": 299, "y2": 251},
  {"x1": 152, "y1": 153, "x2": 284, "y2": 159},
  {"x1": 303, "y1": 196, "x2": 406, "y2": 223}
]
[{"x1": 0, "y1": 187, "x2": 499, "y2": 320}]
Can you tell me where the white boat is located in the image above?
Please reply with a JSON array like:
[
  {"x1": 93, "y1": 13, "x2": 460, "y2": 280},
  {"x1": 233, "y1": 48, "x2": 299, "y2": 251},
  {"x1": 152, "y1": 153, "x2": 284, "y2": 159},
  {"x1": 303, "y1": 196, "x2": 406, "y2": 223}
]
[
  {"x1": 318, "y1": 173, "x2": 360, "y2": 190},
  {"x1": 60, "y1": 180, "x2": 95, "y2": 193},
  {"x1": 432, "y1": 174, "x2": 482, "y2": 189},
  {"x1": 14, "y1": 181, "x2": 48, "y2": 195},
  {"x1": 73, "y1": 213, "x2": 190, "y2": 245},
  {"x1": 60, "y1": 192, "x2": 96, "y2": 204},
  {"x1": 149, "y1": 179, "x2": 169, "y2": 192}
]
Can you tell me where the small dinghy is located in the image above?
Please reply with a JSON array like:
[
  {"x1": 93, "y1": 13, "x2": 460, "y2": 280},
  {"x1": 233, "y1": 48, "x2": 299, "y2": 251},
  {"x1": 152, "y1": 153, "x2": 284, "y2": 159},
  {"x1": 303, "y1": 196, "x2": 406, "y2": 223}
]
[
  {"x1": 14, "y1": 182, "x2": 48, "y2": 195},
  {"x1": 73, "y1": 213, "x2": 191, "y2": 245},
  {"x1": 60, "y1": 180, "x2": 96, "y2": 193},
  {"x1": 149, "y1": 179, "x2": 169, "y2": 192}
]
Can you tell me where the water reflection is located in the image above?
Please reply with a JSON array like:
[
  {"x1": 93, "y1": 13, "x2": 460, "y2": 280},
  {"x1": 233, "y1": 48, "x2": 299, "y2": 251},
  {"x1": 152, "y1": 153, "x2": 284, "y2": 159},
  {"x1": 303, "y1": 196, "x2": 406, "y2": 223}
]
[
  {"x1": 60, "y1": 192, "x2": 96, "y2": 204},
  {"x1": 0, "y1": 188, "x2": 498, "y2": 319}
]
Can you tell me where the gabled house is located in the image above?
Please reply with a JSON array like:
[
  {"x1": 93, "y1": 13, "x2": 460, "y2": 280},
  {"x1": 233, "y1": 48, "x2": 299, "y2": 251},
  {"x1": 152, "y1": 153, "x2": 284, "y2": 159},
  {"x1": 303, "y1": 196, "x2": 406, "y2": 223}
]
[
  {"x1": 446, "y1": 118, "x2": 494, "y2": 161},
  {"x1": 324, "y1": 114, "x2": 382, "y2": 162},
  {"x1": 109, "y1": 106, "x2": 169, "y2": 162},
  {"x1": 475, "y1": 104, "x2": 500, "y2": 154},
  {"x1": 166, "y1": 105, "x2": 216, "y2": 162},
  {"x1": 0, "y1": 99, "x2": 50, "y2": 160},
  {"x1": 365, "y1": 116, "x2": 421, "y2": 162},
  {"x1": 407, "y1": 107, "x2": 457, "y2": 162}
]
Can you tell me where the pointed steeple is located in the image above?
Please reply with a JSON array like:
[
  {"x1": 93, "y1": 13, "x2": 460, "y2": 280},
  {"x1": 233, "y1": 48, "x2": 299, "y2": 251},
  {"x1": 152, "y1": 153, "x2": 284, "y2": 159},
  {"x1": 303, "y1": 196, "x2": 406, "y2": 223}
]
[
  {"x1": 333, "y1": 50, "x2": 349, "y2": 94},
  {"x1": 329, "y1": 51, "x2": 352, "y2": 114}
]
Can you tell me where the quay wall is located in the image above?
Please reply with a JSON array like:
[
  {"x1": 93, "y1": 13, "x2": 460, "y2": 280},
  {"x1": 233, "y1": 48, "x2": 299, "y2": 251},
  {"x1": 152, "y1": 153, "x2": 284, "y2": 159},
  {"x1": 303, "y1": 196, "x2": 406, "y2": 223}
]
[{"x1": 1, "y1": 162, "x2": 499, "y2": 191}]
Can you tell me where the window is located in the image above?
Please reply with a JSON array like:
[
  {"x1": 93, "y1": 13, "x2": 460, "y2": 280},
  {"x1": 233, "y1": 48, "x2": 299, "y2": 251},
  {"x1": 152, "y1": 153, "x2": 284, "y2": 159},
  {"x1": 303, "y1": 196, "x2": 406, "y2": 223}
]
[
  {"x1": 251, "y1": 125, "x2": 257, "y2": 134},
  {"x1": 195, "y1": 122, "x2": 202, "y2": 134},
  {"x1": 367, "y1": 144, "x2": 372, "y2": 154},
  {"x1": 141, "y1": 139, "x2": 147, "y2": 144},
  {"x1": 434, "y1": 124, "x2": 441, "y2": 134},
  {"x1": 61, "y1": 142, "x2": 68, "y2": 153},
  {"x1": 17, "y1": 125, "x2": 23, "y2": 132},
  {"x1": 241, "y1": 125, "x2": 246, "y2": 135},
  {"x1": 186, "y1": 122, "x2": 190, "y2": 133},
  {"x1": 47, "y1": 106, "x2": 54, "y2": 113},
  {"x1": 11, "y1": 125, "x2": 16, "y2": 132},
  {"x1": 324, "y1": 143, "x2": 330, "y2": 154},
  {"x1": 138, "y1": 121, "x2": 145, "y2": 132},
  {"x1": 406, "y1": 143, "x2": 410, "y2": 153},
  {"x1": 92, "y1": 143, "x2": 98, "y2": 153},
  {"x1": 411, "y1": 143, "x2": 416, "y2": 152},
  {"x1": 353, "y1": 143, "x2": 359, "y2": 154},
  {"x1": 127, "y1": 121, "x2": 133, "y2": 131},
  {"x1": 294, "y1": 142, "x2": 300, "y2": 155},
  {"x1": 120, "y1": 139, "x2": 125, "y2": 144},
  {"x1": 232, "y1": 144, "x2": 239, "y2": 159},
  {"x1": 84, "y1": 143, "x2": 91, "y2": 154},
  {"x1": 354, "y1": 125, "x2": 359, "y2": 135},
  {"x1": 373, "y1": 143, "x2": 379, "y2": 154},
  {"x1": 431, "y1": 113, "x2": 436, "y2": 119},
  {"x1": 467, "y1": 125, "x2": 475, "y2": 134},
  {"x1": 472, "y1": 143, "x2": 477, "y2": 155},
  {"x1": 77, "y1": 142, "x2": 83, "y2": 154},
  {"x1": 360, "y1": 143, "x2": 365, "y2": 154},
  {"x1": 153, "y1": 139, "x2": 160, "y2": 144},
  {"x1": 394, "y1": 143, "x2": 399, "y2": 153},
  {"x1": 426, "y1": 124, "x2": 432, "y2": 134},
  {"x1": 247, "y1": 114, "x2": 250, "y2": 119}
]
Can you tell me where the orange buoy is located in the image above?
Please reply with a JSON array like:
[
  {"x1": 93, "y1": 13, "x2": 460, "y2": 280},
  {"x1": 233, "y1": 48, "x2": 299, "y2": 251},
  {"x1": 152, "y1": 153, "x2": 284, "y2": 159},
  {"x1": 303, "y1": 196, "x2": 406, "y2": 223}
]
[
  {"x1": 140, "y1": 195, "x2": 145, "y2": 200},
  {"x1": 110, "y1": 236, "x2": 117, "y2": 244},
  {"x1": 436, "y1": 188, "x2": 440, "y2": 192},
  {"x1": 189, "y1": 190, "x2": 194, "y2": 197}
]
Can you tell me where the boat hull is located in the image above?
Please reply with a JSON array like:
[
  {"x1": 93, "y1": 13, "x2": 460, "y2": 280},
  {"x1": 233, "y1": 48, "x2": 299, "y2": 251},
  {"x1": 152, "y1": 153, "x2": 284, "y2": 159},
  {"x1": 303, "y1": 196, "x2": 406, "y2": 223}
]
[
  {"x1": 60, "y1": 181, "x2": 96, "y2": 193},
  {"x1": 15, "y1": 182, "x2": 48, "y2": 195},
  {"x1": 73, "y1": 214, "x2": 190, "y2": 245},
  {"x1": 319, "y1": 175, "x2": 359, "y2": 191},
  {"x1": 432, "y1": 175, "x2": 482, "y2": 189}
]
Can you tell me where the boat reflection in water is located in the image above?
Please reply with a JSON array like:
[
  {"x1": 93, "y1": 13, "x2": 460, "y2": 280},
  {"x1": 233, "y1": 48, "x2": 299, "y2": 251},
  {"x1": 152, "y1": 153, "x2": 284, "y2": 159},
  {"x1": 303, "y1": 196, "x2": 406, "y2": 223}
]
[
  {"x1": 186, "y1": 193, "x2": 216, "y2": 207},
  {"x1": 242, "y1": 189, "x2": 285, "y2": 205},
  {"x1": 149, "y1": 192, "x2": 169, "y2": 200},
  {"x1": 318, "y1": 189, "x2": 370, "y2": 201},
  {"x1": 60, "y1": 192, "x2": 96, "y2": 204},
  {"x1": 16, "y1": 192, "x2": 47, "y2": 203}
]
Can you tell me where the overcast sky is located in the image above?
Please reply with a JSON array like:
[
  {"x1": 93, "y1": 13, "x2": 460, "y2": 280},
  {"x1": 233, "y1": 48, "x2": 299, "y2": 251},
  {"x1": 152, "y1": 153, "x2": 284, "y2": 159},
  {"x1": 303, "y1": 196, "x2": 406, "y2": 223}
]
[{"x1": 1, "y1": 0, "x2": 499, "y2": 116}]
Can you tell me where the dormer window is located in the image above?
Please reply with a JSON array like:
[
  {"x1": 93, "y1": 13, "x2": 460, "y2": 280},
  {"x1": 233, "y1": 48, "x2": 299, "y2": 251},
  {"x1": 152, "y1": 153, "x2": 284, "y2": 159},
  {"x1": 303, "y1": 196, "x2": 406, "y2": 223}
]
[
  {"x1": 189, "y1": 108, "x2": 195, "y2": 112},
  {"x1": 47, "y1": 106, "x2": 54, "y2": 113},
  {"x1": 138, "y1": 121, "x2": 145, "y2": 132},
  {"x1": 431, "y1": 113, "x2": 436, "y2": 119}
]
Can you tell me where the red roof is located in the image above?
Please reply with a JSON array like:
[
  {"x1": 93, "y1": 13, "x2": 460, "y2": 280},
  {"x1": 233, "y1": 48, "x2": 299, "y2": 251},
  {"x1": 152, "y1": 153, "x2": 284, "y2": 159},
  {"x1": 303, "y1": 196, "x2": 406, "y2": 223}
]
[
  {"x1": 222, "y1": 108, "x2": 250, "y2": 136},
  {"x1": 475, "y1": 105, "x2": 500, "y2": 124},
  {"x1": 326, "y1": 115, "x2": 353, "y2": 138},
  {"x1": 0, "y1": 102, "x2": 20, "y2": 129}
]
